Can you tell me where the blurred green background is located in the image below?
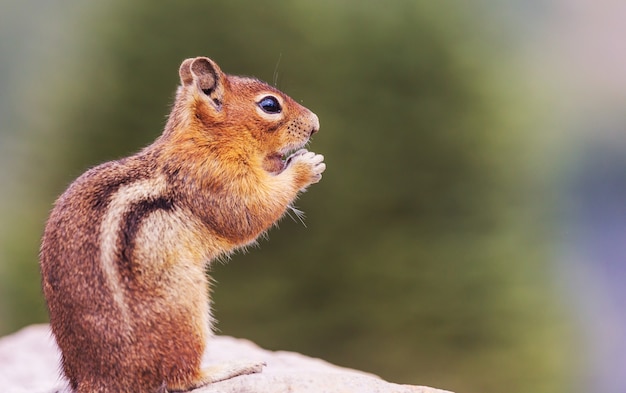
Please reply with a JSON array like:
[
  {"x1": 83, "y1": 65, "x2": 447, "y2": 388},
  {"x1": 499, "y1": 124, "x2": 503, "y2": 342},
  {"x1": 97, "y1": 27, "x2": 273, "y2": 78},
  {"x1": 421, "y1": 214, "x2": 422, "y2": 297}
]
[{"x1": 5, "y1": 1, "x2": 625, "y2": 393}]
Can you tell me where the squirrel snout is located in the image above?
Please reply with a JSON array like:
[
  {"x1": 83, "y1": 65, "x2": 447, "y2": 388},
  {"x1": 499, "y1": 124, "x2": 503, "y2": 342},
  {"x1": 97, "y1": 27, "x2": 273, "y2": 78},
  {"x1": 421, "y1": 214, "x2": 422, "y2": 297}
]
[{"x1": 309, "y1": 113, "x2": 320, "y2": 135}]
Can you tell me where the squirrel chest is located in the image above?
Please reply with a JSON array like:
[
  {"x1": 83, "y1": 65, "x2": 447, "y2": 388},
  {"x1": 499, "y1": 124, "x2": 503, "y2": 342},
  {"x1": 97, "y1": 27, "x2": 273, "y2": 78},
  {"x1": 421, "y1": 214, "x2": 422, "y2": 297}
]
[{"x1": 39, "y1": 56, "x2": 325, "y2": 393}]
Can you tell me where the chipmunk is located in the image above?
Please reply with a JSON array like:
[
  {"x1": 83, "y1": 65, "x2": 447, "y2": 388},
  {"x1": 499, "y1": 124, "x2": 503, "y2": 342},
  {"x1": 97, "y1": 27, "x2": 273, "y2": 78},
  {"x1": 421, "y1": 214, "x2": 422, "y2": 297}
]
[{"x1": 39, "y1": 56, "x2": 325, "y2": 393}]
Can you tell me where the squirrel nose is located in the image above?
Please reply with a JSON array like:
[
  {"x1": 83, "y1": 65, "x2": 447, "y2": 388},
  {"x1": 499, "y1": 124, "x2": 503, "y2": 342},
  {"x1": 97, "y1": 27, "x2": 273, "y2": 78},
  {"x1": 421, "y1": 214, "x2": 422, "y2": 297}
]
[{"x1": 309, "y1": 113, "x2": 320, "y2": 135}]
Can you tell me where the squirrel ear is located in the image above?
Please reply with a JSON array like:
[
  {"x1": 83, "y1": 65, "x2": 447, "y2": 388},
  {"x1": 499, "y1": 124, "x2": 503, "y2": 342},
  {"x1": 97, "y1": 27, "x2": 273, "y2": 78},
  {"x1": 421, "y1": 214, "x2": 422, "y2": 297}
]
[
  {"x1": 179, "y1": 57, "x2": 225, "y2": 109},
  {"x1": 178, "y1": 58, "x2": 195, "y2": 86}
]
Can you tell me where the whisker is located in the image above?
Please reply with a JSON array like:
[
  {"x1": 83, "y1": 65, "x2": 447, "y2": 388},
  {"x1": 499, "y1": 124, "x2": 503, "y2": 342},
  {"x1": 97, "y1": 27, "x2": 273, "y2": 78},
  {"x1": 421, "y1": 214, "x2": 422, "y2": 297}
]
[
  {"x1": 273, "y1": 53, "x2": 282, "y2": 87},
  {"x1": 287, "y1": 206, "x2": 307, "y2": 227}
]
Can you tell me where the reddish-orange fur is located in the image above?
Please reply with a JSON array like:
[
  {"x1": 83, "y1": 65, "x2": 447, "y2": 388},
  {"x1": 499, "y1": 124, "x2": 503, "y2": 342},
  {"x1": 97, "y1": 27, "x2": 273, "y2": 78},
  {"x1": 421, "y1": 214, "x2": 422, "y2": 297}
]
[{"x1": 39, "y1": 57, "x2": 324, "y2": 393}]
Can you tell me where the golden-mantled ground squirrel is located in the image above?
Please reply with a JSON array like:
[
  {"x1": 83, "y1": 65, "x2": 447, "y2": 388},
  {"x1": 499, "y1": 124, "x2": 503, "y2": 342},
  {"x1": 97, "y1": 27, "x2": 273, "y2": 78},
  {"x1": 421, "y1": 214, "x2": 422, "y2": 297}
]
[{"x1": 39, "y1": 56, "x2": 325, "y2": 393}]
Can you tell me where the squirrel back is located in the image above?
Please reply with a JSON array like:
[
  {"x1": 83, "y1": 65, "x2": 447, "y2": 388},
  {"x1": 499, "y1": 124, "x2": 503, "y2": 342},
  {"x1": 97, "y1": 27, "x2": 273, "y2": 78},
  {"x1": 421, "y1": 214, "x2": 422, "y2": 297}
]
[{"x1": 39, "y1": 56, "x2": 325, "y2": 393}]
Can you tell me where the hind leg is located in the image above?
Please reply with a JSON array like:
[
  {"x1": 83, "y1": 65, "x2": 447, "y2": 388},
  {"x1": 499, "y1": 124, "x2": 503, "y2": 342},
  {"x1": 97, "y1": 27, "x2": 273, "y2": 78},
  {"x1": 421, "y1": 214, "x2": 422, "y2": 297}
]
[
  {"x1": 203, "y1": 360, "x2": 266, "y2": 383},
  {"x1": 167, "y1": 361, "x2": 265, "y2": 392}
]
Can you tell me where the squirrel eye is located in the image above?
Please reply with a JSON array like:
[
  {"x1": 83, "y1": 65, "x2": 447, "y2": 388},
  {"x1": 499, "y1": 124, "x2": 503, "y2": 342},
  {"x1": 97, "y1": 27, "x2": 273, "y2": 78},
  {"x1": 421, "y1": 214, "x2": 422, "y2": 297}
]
[{"x1": 258, "y1": 96, "x2": 282, "y2": 114}]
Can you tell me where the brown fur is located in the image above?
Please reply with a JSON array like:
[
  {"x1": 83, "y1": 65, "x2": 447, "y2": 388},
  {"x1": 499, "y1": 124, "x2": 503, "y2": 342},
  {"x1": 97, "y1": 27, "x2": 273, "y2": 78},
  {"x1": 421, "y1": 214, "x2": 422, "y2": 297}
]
[{"x1": 39, "y1": 57, "x2": 325, "y2": 393}]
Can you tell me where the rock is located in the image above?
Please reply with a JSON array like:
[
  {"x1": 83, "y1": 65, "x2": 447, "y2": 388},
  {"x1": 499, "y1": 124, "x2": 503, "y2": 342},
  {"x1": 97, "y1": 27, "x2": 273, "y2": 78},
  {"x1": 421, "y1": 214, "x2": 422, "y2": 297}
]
[{"x1": 0, "y1": 324, "x2": 452, "y2": 393}]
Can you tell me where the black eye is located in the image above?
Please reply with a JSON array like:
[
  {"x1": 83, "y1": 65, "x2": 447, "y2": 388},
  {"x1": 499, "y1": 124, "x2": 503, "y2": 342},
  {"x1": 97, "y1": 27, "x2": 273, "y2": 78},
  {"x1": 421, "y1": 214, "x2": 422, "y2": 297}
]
[{"x1": 258, "y1": 96, "x2": 282, "y2": 114}]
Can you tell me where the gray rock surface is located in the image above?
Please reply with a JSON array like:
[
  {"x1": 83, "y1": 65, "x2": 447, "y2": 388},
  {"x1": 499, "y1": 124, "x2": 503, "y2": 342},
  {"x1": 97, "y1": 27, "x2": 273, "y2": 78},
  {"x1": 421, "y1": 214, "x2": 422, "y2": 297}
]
[{"x1": 0, "y1": 324, "x2": 452, "y2": 393}]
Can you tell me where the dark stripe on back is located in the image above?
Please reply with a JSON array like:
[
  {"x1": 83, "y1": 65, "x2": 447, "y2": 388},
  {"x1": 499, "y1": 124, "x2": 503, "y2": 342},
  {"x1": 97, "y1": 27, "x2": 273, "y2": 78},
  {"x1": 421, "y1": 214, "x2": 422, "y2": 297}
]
[
  {"x1": 85, "y1": 159, "x2": 152, "y2": 212},
  {"x1": 117, "y1": 196, "x2": 174, "y2": 279},
  {"x1": 43, "y1": 159, "x2": 153, "y2": 288}
]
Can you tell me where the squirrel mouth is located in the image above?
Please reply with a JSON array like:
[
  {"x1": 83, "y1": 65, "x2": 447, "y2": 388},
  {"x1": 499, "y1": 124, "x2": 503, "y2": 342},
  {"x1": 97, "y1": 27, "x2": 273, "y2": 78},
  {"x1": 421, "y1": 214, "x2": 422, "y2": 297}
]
[
  {"x1": 263, "y1": 153, "x2": 286, "y2": 174},
  {"x1": 263, "y1": 143, "x2": 307, "y2": 174}
]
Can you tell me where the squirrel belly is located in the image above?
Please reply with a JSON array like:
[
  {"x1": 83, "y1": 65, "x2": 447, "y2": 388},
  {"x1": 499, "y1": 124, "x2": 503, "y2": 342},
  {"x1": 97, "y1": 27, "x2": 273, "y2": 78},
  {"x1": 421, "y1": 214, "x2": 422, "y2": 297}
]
[{"x1": 39, "y1": 56, "x2": 325, "y2": 393}]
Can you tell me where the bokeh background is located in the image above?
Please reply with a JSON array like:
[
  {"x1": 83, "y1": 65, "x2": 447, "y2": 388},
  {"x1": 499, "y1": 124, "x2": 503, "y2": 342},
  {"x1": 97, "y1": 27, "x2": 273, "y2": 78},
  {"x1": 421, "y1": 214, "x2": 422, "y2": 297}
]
[{"x1": 2, "y1": 1, "x2": 626, "y2": 393}]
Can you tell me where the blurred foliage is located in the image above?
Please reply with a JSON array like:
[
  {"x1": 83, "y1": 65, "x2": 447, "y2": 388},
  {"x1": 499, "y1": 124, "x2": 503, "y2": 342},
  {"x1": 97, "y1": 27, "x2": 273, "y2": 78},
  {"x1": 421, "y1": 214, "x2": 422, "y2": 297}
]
[{"x1": 0, "y1": 1, "x2": 571, "y2": 393}]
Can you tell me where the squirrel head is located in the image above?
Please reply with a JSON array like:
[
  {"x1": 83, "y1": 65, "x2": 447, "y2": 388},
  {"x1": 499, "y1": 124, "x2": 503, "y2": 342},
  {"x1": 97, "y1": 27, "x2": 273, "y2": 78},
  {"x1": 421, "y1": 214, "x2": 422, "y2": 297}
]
[{"x1": 165, "y1": 56, "x2": 320, "y2": 174}]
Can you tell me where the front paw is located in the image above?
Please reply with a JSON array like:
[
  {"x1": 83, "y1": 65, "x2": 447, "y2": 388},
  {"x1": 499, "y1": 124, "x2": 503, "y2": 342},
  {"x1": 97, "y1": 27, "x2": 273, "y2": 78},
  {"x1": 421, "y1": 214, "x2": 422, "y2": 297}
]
[{"x1": 286, "y1": 149, "x2": 326, "y2": 185}]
